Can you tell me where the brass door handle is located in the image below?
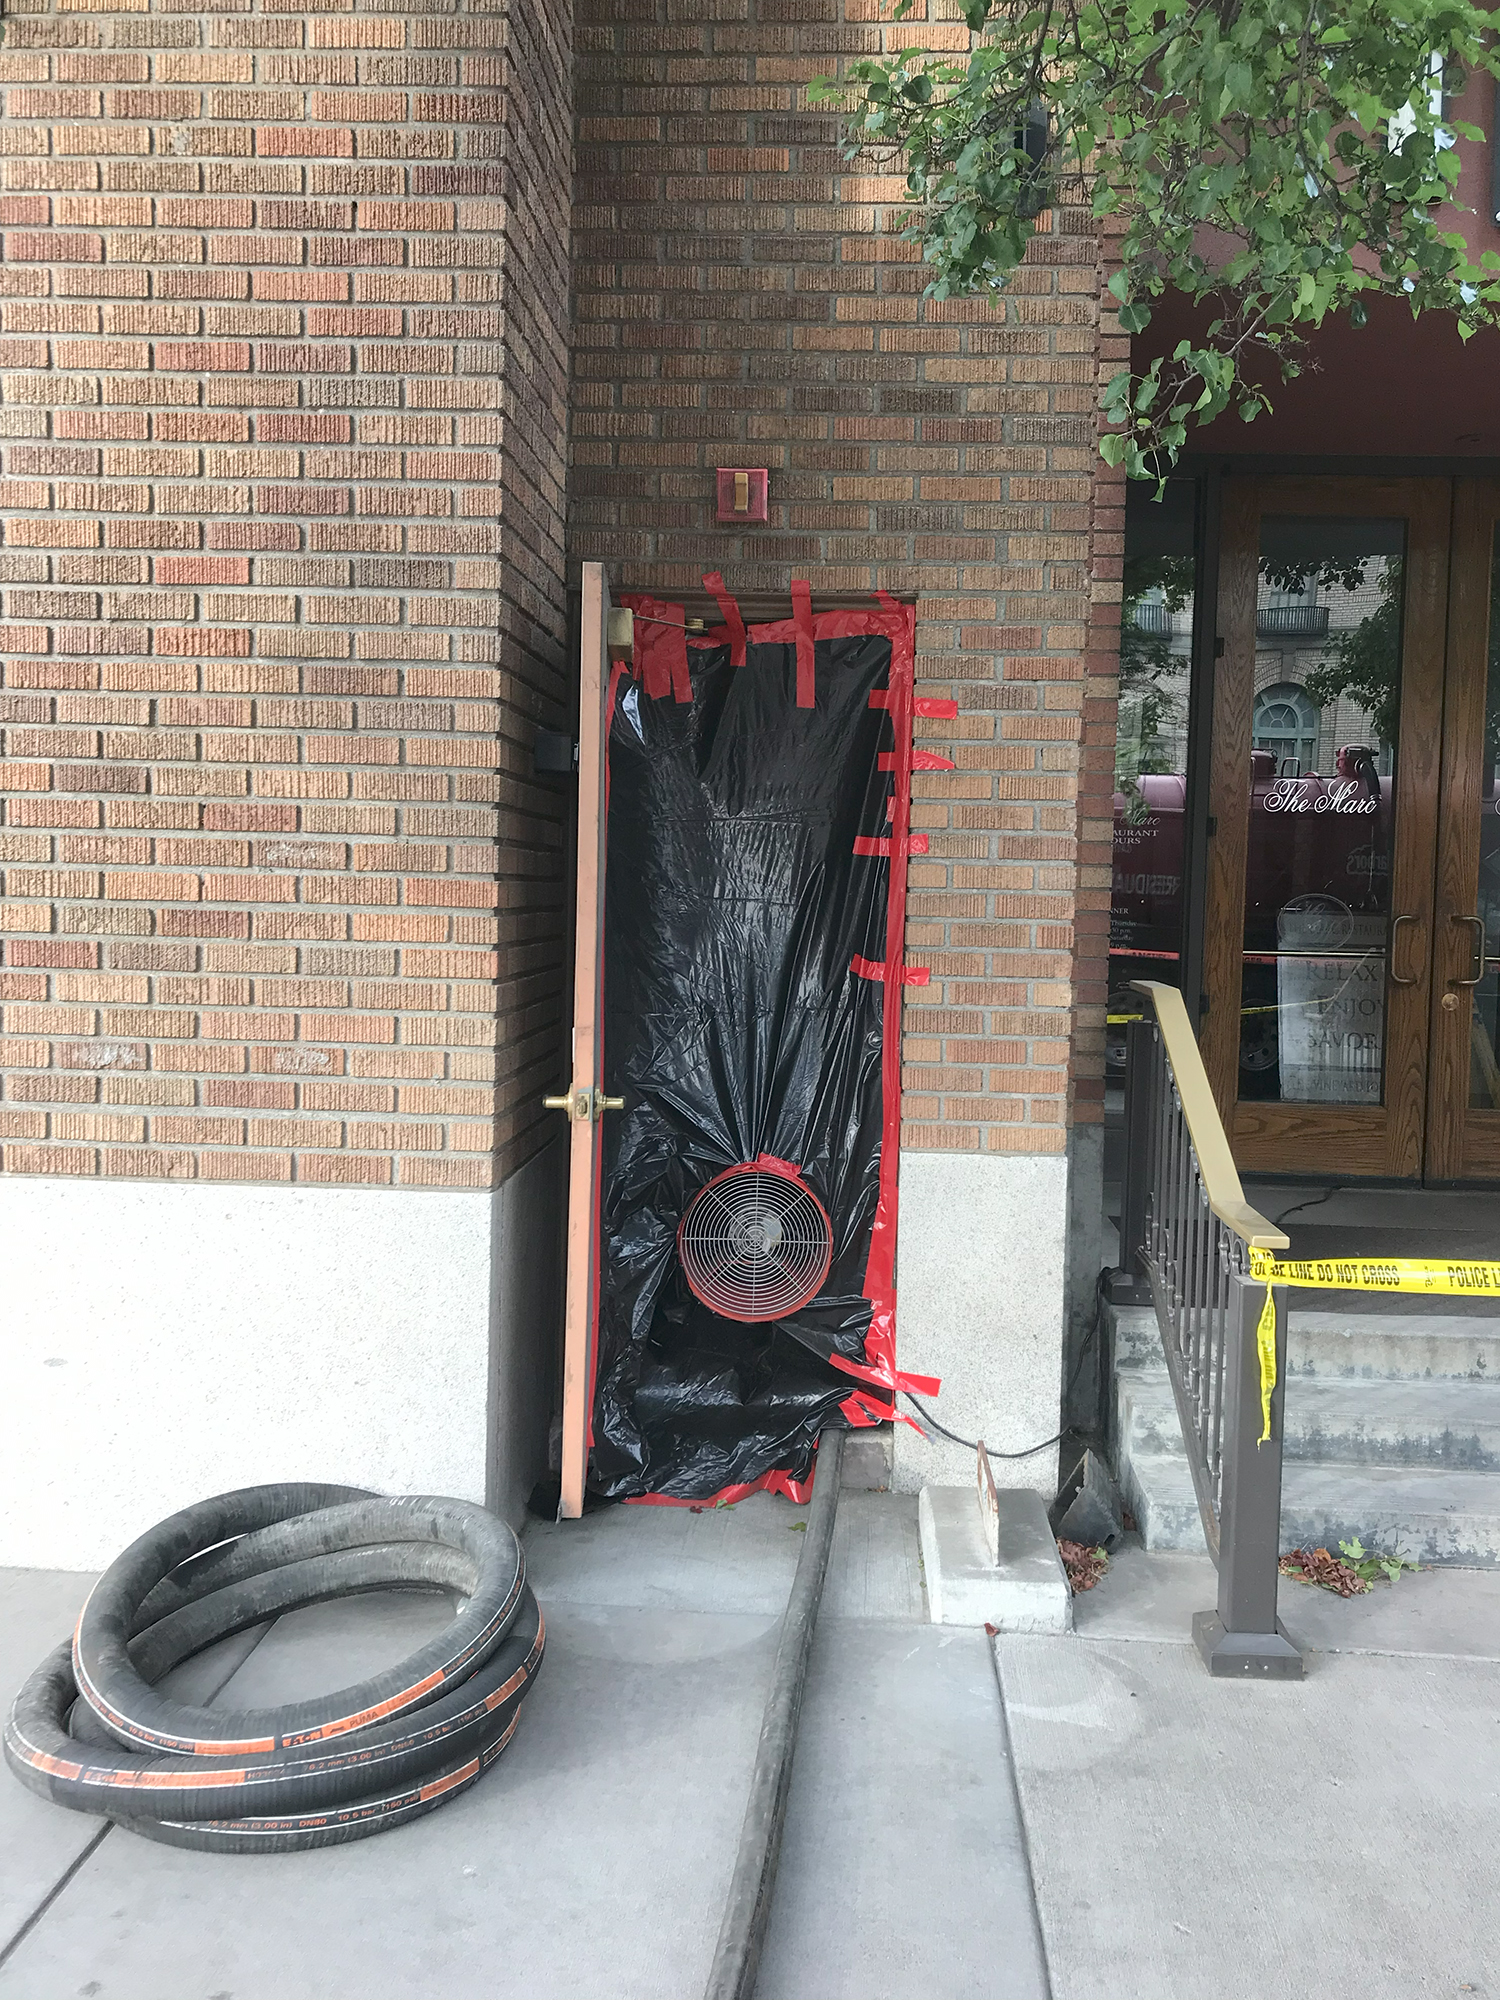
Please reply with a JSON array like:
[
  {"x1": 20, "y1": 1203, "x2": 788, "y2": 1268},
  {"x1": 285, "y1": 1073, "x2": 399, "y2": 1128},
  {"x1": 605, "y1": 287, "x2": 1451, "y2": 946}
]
[
  {"x1": 1388, "y1": 912, "x2": 1420, "y2": 986},
  {"x1": 1452, "y1": 913, "x2": 1487, "y2": 988},
  {"x1": 543, "y1": 1089, "x2": 591, "y2": 1121},
  {"x1": 542, "y1": 1087, "x2": 626, "y2": 1120}
]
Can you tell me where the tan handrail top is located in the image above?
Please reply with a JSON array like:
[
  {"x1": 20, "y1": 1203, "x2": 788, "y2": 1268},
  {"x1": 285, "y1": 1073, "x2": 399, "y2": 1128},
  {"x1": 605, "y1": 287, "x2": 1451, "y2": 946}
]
[{"x1": 1129, "y1": 981, "x2": 1291, "y2": 1252}]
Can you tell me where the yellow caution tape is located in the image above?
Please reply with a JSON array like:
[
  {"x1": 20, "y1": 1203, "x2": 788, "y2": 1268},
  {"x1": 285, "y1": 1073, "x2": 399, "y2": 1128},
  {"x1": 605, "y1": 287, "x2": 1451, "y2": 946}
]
[
  {"x1": 1245, "y1": 1250, "x2": 1500, "y2": 1447},
  {"x1": 1253, "y1": 1281, "x2": 1278, "y2": 1446},
  {"x1": 1246, "y1": 1249, "x2": 1500, "y2": 1296}
]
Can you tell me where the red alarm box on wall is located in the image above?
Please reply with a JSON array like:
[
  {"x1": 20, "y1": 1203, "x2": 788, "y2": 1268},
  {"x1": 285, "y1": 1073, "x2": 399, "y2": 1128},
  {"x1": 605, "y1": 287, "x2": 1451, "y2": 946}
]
[{"x1": 715, "y1": 467, "x2": 769, "y2": 524}]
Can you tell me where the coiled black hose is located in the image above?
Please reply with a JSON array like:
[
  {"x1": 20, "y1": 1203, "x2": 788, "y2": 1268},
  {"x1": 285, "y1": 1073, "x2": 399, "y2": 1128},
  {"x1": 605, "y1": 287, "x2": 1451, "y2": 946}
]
[{"x1": 4, "y1": 1483, "x2": 544, "y2": 1854}]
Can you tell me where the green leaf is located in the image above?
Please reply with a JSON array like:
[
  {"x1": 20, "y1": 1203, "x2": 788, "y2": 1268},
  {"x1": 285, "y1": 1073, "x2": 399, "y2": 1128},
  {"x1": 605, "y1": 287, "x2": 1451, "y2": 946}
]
[{"x1": 821, "y1": 0, "x2": 1500, "y2": 477}]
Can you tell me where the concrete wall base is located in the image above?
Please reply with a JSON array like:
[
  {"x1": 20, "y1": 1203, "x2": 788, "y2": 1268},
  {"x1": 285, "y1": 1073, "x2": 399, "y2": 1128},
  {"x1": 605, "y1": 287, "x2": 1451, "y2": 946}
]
[
  {"x1": 892, "y1": 1150, "x2": 1069, "y2": 1499},
  {"x1": 1, "y1": 1151, "x2": 562, "y2": 1569}
]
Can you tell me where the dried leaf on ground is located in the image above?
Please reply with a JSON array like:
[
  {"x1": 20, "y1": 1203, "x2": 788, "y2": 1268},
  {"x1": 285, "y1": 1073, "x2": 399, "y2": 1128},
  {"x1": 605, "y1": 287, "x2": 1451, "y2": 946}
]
[
  {"x1": 1278, "y1": 1545, "x2": 1370, "y2": 1596},
  {"x1": 1058, "y1": 1538, "x2": 1109, "y2": 1594}
]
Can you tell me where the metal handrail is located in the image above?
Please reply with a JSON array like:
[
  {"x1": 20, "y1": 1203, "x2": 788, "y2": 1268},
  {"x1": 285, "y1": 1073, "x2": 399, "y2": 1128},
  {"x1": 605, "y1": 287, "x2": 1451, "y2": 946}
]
[
  {"x1": 1133, "y1": 982, "x2": 1288, "y2": 1252},
  {"x1": 1116, "y1": 980, "x2": 1303, "y2": 1679}
]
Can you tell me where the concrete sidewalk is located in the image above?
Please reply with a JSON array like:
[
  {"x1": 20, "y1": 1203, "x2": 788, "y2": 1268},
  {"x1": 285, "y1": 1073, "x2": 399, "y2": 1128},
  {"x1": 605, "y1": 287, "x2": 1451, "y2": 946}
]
[
  {"x1": 0, "y1": 1491, "x2": 1048, "y2": 2000},
  {"x1": 1004, "y1": 1542, "x2": 1500, "y2": 2000},
  {"x1": 6, "y1": 1505, "x2": 1500, "y2": 1999}
]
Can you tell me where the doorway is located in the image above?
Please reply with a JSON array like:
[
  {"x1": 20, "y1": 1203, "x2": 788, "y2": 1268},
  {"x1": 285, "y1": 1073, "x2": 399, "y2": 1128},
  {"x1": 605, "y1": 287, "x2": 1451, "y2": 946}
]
[{"x1": 1200, "y1": 476, "x2": 1500, "y2": 1183}]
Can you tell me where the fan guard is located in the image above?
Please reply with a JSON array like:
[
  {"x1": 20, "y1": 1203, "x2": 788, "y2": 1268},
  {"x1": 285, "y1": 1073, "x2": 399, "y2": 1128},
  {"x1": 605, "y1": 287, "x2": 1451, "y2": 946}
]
[{"x1": 677, "y1": 1157, "x2": 833, "y2": 1323}]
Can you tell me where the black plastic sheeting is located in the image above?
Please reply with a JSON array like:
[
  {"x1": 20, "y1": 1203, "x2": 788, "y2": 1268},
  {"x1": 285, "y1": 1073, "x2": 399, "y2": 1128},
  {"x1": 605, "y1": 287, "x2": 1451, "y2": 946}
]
[{"x1": 588, "y1": 613, "x2": 906, "y2": 1501}]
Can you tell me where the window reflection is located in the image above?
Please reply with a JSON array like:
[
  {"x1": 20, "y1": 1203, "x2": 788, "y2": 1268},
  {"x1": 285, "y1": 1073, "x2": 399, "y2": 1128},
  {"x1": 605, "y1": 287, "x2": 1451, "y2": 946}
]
[
  {"x1": 1241, "y1": 519, "x2": 1404, "y2": 1104},
  {"x1": 1108, "y1": 482, "x2": 1194, "y2": 1084}
]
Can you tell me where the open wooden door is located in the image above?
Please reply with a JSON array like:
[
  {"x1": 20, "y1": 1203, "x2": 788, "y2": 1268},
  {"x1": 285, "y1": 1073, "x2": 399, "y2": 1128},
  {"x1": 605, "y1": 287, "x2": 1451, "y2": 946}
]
[{"x1": 550, "y1": 562, "x2": 626, "y2": 1517}]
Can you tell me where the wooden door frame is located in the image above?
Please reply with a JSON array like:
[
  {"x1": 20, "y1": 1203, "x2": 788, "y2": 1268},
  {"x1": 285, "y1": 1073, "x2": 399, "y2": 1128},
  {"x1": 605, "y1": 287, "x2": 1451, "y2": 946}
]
[
  {"x1": 1201, "y1": 475, "x2": 1452, "y2": 1178},
  {"x1": 558, "y1": 562, "x2": 612, "y2": 1519},
  {"x1": 1430, "y1": 478, "x2": 1500, "y2": 1181}
]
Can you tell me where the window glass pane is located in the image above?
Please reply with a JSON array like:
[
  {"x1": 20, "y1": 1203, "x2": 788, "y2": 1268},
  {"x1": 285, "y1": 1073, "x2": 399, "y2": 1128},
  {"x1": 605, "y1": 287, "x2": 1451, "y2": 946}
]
[
  {"x1": 1469, "y1": 524, "x2": 1500, "y2": 1109},
  {"x1": 1242, "y1": 518, "x2": 1404, "y2": 1104},
  {"x1": 1110, "y1": 480, "x2": 1195, "y2": 1086}
]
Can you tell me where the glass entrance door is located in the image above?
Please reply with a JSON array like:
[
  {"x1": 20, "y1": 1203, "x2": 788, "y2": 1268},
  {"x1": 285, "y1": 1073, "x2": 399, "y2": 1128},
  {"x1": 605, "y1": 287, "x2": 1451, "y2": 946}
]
[
  {"x1": 1426, "y1": 479, "x2": 1500, "y2": 1181},
  {"x1": 1202, "y1": 477, "x2": 1451, "y2": 1179}
]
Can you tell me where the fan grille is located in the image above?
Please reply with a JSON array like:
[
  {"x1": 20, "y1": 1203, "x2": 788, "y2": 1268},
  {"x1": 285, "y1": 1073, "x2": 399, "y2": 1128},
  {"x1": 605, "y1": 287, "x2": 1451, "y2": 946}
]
[{"x1": 677, "y1": 1162, "x2": 832, "y2": 1323}]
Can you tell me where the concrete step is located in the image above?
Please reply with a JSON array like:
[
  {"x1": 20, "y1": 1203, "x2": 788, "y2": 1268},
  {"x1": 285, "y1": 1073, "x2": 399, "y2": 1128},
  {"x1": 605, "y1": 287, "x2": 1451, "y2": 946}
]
[
  {"x1": 1118, "y1": 1368, "x2": 1500, "y2": 1472},
  {"x1": 1110, "y1": 1300, "x2": 1500, "y2": 1382},
  {"x1": 1121, "y1": 1450, "x2": 1500, "y2": 1566},
  {"x1": 1288, "y1": 1312, "x2": 1500, "y2": 1382}
]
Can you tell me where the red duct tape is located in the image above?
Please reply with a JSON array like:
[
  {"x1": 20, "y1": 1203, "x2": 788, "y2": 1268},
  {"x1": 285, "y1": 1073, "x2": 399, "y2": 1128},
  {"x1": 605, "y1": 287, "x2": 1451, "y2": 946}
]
[
  {"x1": 829, "y1": 1350, "x2": 941, "y2": 1394},
  {"x1": 853, "y1": 834, "x2": 929, "y2": 858},
  {"x1": 880, "y1": 748, "x2": 955, "y2": 772},
  {"x1": 790, "y1": 579, "x2": 814, "y2": 708},
  {"x1": 840, "y1": 1390, "x2": 895, "y2": 1428},
  {"x1": 851, "y1": 953, "x2": 930, "y2": 987},
  {"x1": 701, "y1": 571, "x2": 746, "y2": 667},
  {"x1": 620, "y1": 595, "x2": 691, "y2": 703},
  {"x1": 872, "y1": 692, "x2": 958, "y2": 720},
  {"x1": 857, "y1": 596, "x2": 916, "y2": 1425}
]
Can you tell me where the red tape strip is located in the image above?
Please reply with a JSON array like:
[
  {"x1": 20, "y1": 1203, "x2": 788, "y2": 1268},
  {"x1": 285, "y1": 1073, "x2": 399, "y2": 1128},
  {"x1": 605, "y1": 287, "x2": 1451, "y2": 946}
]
[
  {"x1": 829, "y1": 1351, "x2": 942, "y2": 1396},
  {"x1": 633, "y1": 600, "x2": 690, "y2": 703},
  {"x1": 851, "y1": 954, "x2": 930, "y2": 987},
  {"x1": 881, "y1": 749, "x2": 955, "y2": 772},
  {"x1": 701, "y1": 571, "x2": 746, "y2": 667},
  {"x1": 791, "y1": 579, "x2": 814, "y2": 709},
  {"x1": 853, "y1": 834, "x2": 928, "y2": 858},
  {"x1": 870, "y1": 693, "x2": 959, "y2": 720}
]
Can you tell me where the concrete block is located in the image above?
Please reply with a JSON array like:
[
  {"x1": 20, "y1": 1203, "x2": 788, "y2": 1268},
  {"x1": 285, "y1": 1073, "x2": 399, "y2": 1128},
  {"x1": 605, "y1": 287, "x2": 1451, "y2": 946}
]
[
  {"x1": 840, "y1": 1427, "x2": 892, "y2": 1491},
  {"x1": 919, "y1": 1483, "x2": 1072, "y2": 1632}
]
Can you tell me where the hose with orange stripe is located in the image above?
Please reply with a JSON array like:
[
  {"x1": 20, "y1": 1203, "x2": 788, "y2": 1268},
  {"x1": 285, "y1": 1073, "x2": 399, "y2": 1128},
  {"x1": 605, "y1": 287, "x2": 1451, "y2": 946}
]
[{"x1": 3, "y1": 1484, "x2": 544, "y2": 1853}]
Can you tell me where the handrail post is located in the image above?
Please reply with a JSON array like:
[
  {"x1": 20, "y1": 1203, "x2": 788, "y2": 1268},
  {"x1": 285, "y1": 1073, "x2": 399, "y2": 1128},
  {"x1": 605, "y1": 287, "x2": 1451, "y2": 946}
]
[
  {"x1": 1108, "y1": 1015, "x2": 1153, "y2": 1304},
  {"x1": 1192, "y1": 1273, "x2": 1302, "y2": 1678}
]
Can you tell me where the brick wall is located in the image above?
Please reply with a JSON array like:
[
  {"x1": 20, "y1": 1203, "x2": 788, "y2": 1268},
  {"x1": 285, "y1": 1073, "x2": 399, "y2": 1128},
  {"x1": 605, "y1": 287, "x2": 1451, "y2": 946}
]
[
  {"x1": 569, "y1": 0, "x2": 1103, "y2": 1156},
  {"x1": 0, "y1": 0, "x2": 573, "y2": 1190},
  {"x1": 1073, "y1": 224, "x2": 1128, "y2": 1137}
]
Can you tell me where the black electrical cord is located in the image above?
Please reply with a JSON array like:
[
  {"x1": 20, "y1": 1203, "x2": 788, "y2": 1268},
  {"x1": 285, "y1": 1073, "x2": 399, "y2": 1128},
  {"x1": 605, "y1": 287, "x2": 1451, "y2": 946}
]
[
  {"x1": 902, "y1": 1267, "x2": 1108, "y2": 1461},
  {"x1": 902, "y1": 1392, "x2": 1066, "y2": 1460},
  {"x1": 1272, "y1": 1176, "x2": 1344, "y2": 1224}
]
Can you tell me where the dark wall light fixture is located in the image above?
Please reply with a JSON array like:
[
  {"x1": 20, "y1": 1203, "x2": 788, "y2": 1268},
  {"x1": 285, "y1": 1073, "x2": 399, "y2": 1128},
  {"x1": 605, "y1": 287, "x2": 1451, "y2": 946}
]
[{"x1": 716, "y1": 467, "x2": 769, "y2": 525}]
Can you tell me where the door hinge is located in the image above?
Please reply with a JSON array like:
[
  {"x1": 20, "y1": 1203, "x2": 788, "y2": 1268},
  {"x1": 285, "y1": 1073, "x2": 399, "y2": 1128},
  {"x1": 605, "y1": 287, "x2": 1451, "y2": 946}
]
[{"x1": 534, "y1": 728, "x2": 578, "y2": 776}]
